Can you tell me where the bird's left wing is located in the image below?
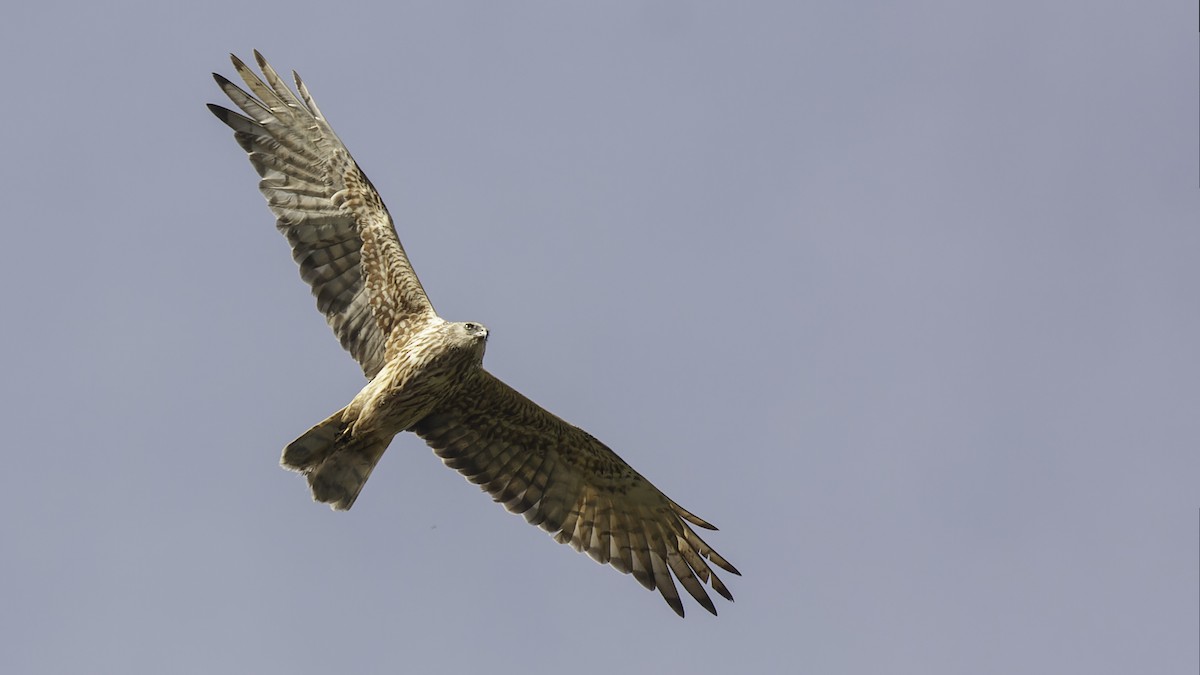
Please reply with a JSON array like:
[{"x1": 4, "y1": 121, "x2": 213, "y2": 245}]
[
  {"x1": 412, "y1": 370, "x2": 740, "y2": 617},
  {"x1": 208, "y1": 52, "x2": 436, "y2": 379}
]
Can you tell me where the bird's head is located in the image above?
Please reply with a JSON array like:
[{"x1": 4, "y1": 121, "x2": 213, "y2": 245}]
[{"x1": 451, "y1": 321, "x2": 489, "y2": 361}]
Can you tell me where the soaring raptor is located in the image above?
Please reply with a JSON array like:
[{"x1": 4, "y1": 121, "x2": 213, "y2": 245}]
[{"x1": 209, "y1": 52, "x2": 738, "y2": 617}]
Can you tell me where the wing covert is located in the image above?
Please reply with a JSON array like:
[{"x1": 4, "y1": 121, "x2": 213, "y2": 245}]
[
  {"x1": 412, "y1": 370, "x2": 740, "y2": 617},
  {"x1": 209, "y1": 51, "x2": 435, "y2": 378}
]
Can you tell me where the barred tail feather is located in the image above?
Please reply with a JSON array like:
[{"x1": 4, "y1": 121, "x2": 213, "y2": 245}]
[
  {"x1": 282, "y1": 409, "x2": 347, "y2": 471},
  {"x1": 282, "y1": 409, "x2": 386, "y2": 511}
]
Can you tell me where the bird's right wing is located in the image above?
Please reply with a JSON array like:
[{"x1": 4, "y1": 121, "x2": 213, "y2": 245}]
[
  {"x1": 412, "y1": 369, "x2": 740, "y2": 617},
  {"x1": 208, "y1": 52, "x2": 436, "y2": 379}
]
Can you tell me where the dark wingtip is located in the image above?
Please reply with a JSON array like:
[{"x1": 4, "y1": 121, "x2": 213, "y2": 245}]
[
  {"x1": 711, "y1": 574, "x2": 735, "y2": 602},
  {"x1": 668, "y1": 599, "x2": 685, "y2": 618}
]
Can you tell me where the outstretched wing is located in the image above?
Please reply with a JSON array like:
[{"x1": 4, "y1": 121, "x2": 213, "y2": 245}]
[
  {"x1": 208, "y1": 52, "x2": 435, "y2": 379},
  {"x1": 412, "y1": 370, "x2": 740, "y2": 617}
]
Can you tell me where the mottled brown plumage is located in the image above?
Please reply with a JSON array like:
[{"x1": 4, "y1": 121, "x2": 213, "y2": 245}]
[{"x1": 209, "y1": 51, "x2": 739, "y2": 616}]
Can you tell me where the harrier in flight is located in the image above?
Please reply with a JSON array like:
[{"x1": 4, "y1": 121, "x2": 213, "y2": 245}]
[{"x1": 208, "y1": 52, "x2": 738, "y2": 616}]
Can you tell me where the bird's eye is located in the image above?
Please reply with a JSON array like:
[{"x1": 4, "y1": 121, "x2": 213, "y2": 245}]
[{"x1": 464, "y1": 323, "x2": 477, "y2": 332}]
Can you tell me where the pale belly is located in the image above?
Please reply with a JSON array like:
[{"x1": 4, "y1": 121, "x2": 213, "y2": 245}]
[{"x1": 346, "y1": 350, "x2": 473, "y2": 440}]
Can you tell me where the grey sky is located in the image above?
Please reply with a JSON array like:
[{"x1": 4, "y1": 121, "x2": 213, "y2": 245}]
[{"x1": 1, "y1": 1, "x2": 1196, "y2": 673}]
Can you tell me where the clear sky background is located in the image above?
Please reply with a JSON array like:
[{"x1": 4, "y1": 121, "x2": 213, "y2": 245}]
[{"x1": 1, "y1": 2, "x2": 1196, "y2": 673}]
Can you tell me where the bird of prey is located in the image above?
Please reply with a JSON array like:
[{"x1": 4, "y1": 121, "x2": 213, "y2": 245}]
[{"x1": 208, "y1": 51, "x2": 738, "y2": 617}]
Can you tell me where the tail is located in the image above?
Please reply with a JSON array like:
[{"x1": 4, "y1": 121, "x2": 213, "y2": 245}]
[{"x1": 282, "y1": 408, "x2": 388, "y2": 511}]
